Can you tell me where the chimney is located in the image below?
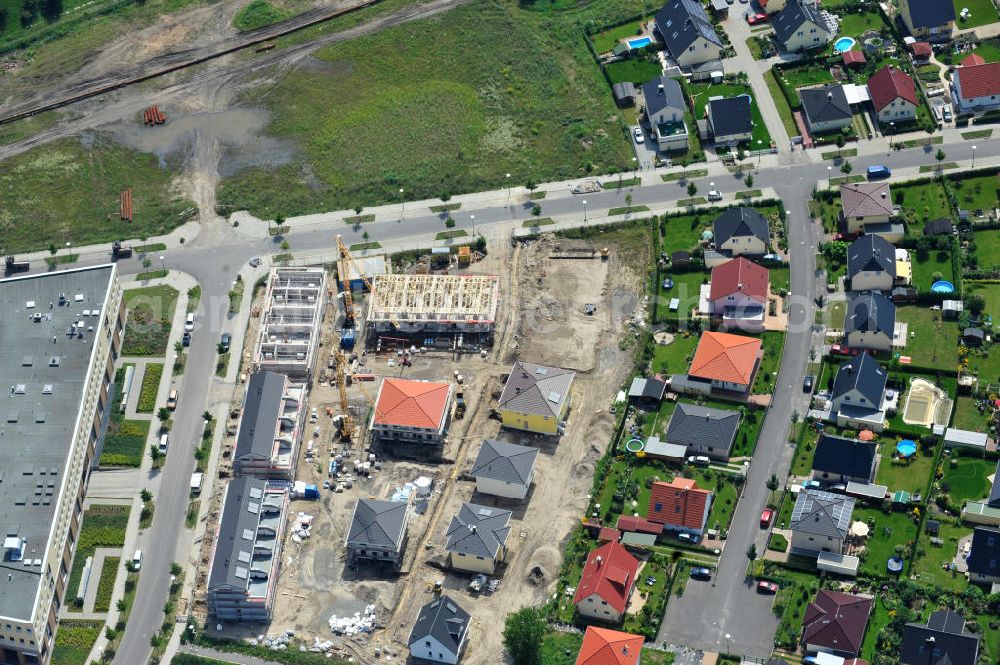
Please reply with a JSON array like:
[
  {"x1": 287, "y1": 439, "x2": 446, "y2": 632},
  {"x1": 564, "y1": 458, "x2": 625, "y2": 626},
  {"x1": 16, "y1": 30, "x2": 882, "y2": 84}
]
[
  {"x1": 828, "y1": 91, "x2": 833, "y2": 100},
  {"x1": 658, "y1": 84, "x2": 664, "y2": 95},
  {"x1": 595, "y1": 555, "x2": 603, "y2": 566}
]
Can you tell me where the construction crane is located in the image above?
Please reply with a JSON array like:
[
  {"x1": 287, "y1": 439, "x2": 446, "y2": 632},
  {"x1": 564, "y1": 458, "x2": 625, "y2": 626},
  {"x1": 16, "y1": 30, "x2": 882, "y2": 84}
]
[
  {"x1": 335, "y1": 234, "x2": 399, "y2": 330},
  {"x1": 335, "y1": 350, "x2": 354, "y2": 440}
]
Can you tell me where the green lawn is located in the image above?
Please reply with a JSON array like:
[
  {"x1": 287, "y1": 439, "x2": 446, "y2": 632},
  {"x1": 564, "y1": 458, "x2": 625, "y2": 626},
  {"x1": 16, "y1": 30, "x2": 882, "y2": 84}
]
[
  {"x1": 874, "y1": 438, "x2": 937, "y2": 494},
  {"x1": 860, "y1": 596, "x2": 895, "y2": 661},
  {"x1": 792, "y1": 427, "x2": 820, "y2": 477},
  {"x1": 52, "y1": 620, "x2": 104, "y2": 665},
  {"x1": 605, "y1": 58, "x2": 663, "y2": 85},
  {"x1": 769, "y1": 567, "x2": 821, "y2": 649},
  {"x1": 691, "y1": 467, "x2": 740, "y2": 532},
  {"x1": 122, "y1": 286, "x2": 179, "y2": 357},
  {"x1": 953, "y1": 0, "x2": 999, "y2": 29},
  {"x1": 656, "y1": 270, "x2": 706, "y2": 322},
  {"x1": 974, "y1": 229, "x2": 1000, "y2": 270},
  {"x1": 941, "y1": 455, "x2": 994, "y2": 504},
  {"x1": 852, "y1": 506, "x2": 920, "y2": 577},
  {"x1": 233, "y1": 0, "x2": 291, "y2": 31},
  {"x1": 216, "y1": 1, "x2": 634, "y2": 217},
  {"x1": 910, "y1": 520, "x2": 973, "y2": 591},
  {"x1": 830, "y1": 300, "x2": 846, "y2": 329},
  {"x1": 764, "y1": 68, "x2": 798, "y2": 137},
  {"x1": 660, "y1": 211, "x2": 714, "y2": 254},
  {"x1": 895, "y1": 305, "x2": 957, "y2": 371},
  {"x1": 100, "y1": 417, "x2": 150, "y2": 467},
  {"x1": 893, "y1": 180, "x2": 953, "y2": 226},
  {"x1": 911, "y1": 251, "x2": 954, "y2": 293},
  {"x1": 541, "y1": 631, "x2": 582, "y2": 665},
  {"x1": 941, "y1": 42, "x2": 1000, "y2": 65},
  {"x1": 778, "y1": 65, "x2": 835, "y2": 105},
  {"x1": 962, "y1": 282, "x2": 1000, "y2": 382},
  {"x1": 769, "y1": 266, "x2": 789, "y2": 293},
  {"x1": 953, "y1": 174, "x2": 1000, "y2": 215},
  {"x1": 833, "y1": 10, "x2": 890, "y2": 44},
  {"x1": 951, "y1": 395, "x2": 988, "y2": 431},
  {"x1": 685, "y1": 81, "x2": 773, "y2": 149},
  {"x1": 68, "y1": 504, "x2": 130, "y2": 604},
  {"x1": 591, "y1": 19, "x2": 645, "y2": 53},
  {"x1": 752, "y1": 331, "x2": 785, "y2": 394},
  {"x1": 0, "y1": 139, "x2": 193, "y2": 254}
]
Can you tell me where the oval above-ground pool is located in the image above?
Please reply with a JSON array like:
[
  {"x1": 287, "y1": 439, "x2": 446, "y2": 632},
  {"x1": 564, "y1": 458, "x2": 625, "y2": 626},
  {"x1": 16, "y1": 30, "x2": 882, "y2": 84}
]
[
  {"x1": 833, "y1": 36, "x2": 856, "y2": 53},
  {"x1": 931, "y1": 280, "x2": 955, "y2": 294},
  {"x1": 896, "y1": 439, "x2": 917, "y2": 457}
]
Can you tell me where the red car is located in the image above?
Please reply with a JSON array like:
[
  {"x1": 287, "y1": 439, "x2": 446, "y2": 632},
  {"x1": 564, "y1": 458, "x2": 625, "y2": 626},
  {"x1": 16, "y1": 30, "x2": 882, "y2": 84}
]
[
  {"x1": 760, "y1": 508, "x2": 774, "y2": 528},
  {"x1": 757, "y1": 581, "x2": 779, "y2": 594},
  {"x1": 747, "y1": 13, "x2": 768, "y2": 25}
]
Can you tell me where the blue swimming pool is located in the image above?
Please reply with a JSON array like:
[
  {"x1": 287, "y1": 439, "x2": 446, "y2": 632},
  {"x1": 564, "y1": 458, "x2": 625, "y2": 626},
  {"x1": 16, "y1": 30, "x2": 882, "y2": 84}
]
[
  {"x1": 896, "y1": 440, "x2": 917, "y2": 458},
  {"x1": 627, "y1": 36, "x2": 652, "y2": 49},
  {"x1": 931, "y1": 280, "x2": 956, "y2": 294},
  {"x1": 833, "y1": 36, "x2": 856, "y2": 53}
]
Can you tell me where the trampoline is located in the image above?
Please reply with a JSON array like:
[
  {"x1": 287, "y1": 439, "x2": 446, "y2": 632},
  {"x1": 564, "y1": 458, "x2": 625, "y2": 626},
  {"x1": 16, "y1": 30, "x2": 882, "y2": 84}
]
[
  {"x1": 624, "y1": 439, "x2": 645, "y2": 453},
  {"x1": 887, "y1": 556, "x2": 904, "y2": 574},
  {"x1": 896, "y1": 440, "x2": 917, "y2": 457}
]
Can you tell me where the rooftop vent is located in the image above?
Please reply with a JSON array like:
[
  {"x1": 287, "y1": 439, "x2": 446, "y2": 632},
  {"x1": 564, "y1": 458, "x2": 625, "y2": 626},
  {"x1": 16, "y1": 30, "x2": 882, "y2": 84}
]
[{"x1": 49, "y1": 357, "x2": 60, "y2": 367}]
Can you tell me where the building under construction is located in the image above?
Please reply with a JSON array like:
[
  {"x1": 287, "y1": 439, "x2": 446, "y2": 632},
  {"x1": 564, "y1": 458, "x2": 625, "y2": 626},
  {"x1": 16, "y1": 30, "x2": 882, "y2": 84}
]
[
  {"x1": 364, "y1": 273, "x2": 500, "y2": 346},
  {"x1": 253, "y1": 267, "x2": 327, "y2": 379}
]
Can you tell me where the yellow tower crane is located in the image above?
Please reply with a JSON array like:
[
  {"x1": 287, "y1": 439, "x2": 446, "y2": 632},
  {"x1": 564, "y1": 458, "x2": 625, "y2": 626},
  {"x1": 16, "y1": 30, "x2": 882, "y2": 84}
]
[{"x1": 335, "y1": 350, "x2": 354, "y2": 440}]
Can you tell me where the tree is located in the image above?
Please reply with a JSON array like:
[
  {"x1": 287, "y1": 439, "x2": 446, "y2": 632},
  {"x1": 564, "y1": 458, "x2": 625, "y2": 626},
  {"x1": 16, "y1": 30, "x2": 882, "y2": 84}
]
[
  {"x1": 148, "y1": 444, "x2": 161, "y2": 462},
  {"x1": 440, "y1": 192, "x2": 452, "y2": 202},
  {"x1": 20, "y1": 0, "x2": 38, "y2": 27},
  {"x1": 835, "y1": 134, "x2": 845, "y2": 148},
  {"x1": 531, "y1": 203, "x2": 542, "y2": 217},
  {"x1": 40, "y1": 0, "x2": 63, "y2": 21},
  {"x1": 840, "y1": 161, "x2": 853, "y2": 174},
  {"x1": 273, "y1": 214, "x2": 285, "y2": 228},
  {"x1": 502, "y1": 607, "x2": 545, "y2": 665},
  {"x1": 174, "y1": 341, "x2": 183, "y2": 354},
  {"x1": 140, "y1": 488, "x2": 153, "y2": 503},
  {"x1": 968, "y1": 294, "x2": 986, "y2": 316},
  {"x1": 0, "y1": 6, "x2": 9, "y2": 31},
  {"x1": 766, "y1": 474, "x2": 780, "y2": 503},
  {"x1": 280, "y1": 240, "x2": 290, "y2": 251},
  {"x1": 525, "y1": 179, "x2": 537, "y2": 192},
  {"x1": 935, "y1": 148, "x2": 946, "y2": 162},
  {"x1": 362, "y1": 231, "x2": 370, "y2": 241},
  {"x1": 625, "y1": 193, "x2": 633, "y2": 210},
  {"x1": 746, "y1": 543, "x2": 758, "y2": 562},
  {"x1": 745, "y1": 174, "x2": 754, "y2": 188},
  {"x1": 157, "y1": 407, "x2": 170, "y2": 422},
  {"x1": 353, "y1": 206, "x2": 362, "y2": 216},
  {"x1": 687, "y1": 181, "x2": 698, "y2": 196},
  {"x1": 202, "y1": 410, "x2": 214, "y2": 422},
  {"x1": 445, "y1": 217, "x2": 456, "y2": 228},
  {"x1": 105, "y1": 627, "x2": 117, "y2": 642},
  {"x1": 48, "y1": 242, "x2": 57, "y2": 255}
]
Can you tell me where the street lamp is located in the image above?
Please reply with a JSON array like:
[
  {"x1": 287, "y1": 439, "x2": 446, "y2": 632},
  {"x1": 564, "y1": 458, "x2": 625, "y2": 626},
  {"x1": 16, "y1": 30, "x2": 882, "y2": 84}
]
[
  {"x1": 583, "y1": 199, "x2": 588, "y2": 223},
  {"x1": 470, "y1": 214, "x2": 476, "y2": 237},
  {"x1": 827, "y1": 165, "x2": 833, "y2": 182},
  {"x1": 159, "y1": 255, "x2": 165, "y2": 273},
  {"x1": 399, "y1": 188, "x2": 405, "y2": 222},
  {"x1": 725, "y1": 634, "x2": 732, "y2": 655},
  {"x1": 757, "y1": 139, "x2": 763, "y2": 167},
  {"x1": 505, "y1": 173, "x2": 511, "y2": 206},
  {"x1": 889, "y1": 121, "x2": 895, "y2": 150},
  {"x1": 972, "y1": 145, "x2": 977, "y2": 169}
]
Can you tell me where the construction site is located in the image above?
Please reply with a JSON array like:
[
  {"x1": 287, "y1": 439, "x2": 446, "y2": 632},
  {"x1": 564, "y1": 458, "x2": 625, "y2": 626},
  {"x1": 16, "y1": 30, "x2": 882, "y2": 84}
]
[{"x1": 191, "y1": 229, "x2": 651, "y2": 665}]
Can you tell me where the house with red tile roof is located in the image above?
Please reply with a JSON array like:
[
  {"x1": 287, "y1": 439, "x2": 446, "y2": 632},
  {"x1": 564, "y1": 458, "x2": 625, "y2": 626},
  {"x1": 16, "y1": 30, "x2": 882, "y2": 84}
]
[
  {"x1": 647, "y1": 477, "x2": 713, "y2": 536},
  {"x1": 868, "y1": 65, "x2": 918, "y2": 126},
  {"x1": 573, "y1": 541, "x2": 640, "y2": 623},
  {"x1": 616, "y1": 515, "x2": 663, "y2": 535},
  {"x1": 575, "y1": 626, "x2": 644, "y2": 665},
  {"x1": 952, "y1": 56, "x2": 1000, "y2": 115},
  {"x1": 802, "y1": 590, "x2": 873, "y2": 656},
  {"x1": 684, "y1": 331, "x2": 762, "y2": 394},
  {"x1": 369, "y1": 377, "x2": 452, "y2": 447},
  {"x1": 709, "y1": 258, "x2": 769, "y2": 332}
]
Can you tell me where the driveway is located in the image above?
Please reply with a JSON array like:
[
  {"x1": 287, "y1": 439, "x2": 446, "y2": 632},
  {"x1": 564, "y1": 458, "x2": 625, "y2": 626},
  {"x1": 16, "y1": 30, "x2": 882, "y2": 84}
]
[{"x1": 634, "y1": 123, "x2": 660, "y2": 170}]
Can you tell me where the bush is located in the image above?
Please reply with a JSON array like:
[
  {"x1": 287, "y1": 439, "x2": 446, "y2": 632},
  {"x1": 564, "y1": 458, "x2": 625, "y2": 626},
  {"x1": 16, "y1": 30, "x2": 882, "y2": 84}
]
[
  {"x1": 93, "y1": 557, "x2": 120, "y2": 612},
  {"x1": 136, "y1": 363, "x2": 163, "y2": 413},
  {"x1": 52, "y1": 621, "x2": 103, "y2": 665},
  {"x1": 768, "y1": 533, "x2": 789, "y2": 552}
]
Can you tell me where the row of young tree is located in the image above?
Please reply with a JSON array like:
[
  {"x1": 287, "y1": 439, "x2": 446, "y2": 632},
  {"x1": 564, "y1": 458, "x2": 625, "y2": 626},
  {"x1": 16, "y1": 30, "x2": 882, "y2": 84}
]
[{"x1": 0, "y1": 0, "x2": 66, "y2": 32}]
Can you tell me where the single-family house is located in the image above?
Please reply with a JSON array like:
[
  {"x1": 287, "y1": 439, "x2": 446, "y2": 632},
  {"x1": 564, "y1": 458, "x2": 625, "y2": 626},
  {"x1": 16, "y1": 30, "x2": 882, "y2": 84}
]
[
  {"x1": 653, "y1": 0, "x2": 724, "y2": 68},
  {"x1": 831, "y1": 352, "x2": 889, "y2": 431},
  {"x1": 801, "y1": 85, "x2": 853, "y2": 133},
  {"x1": 772, "y1": 0, "x2": 834, "y2": 53},
  {"x1": 901, "y1": 611, "x2": 981, "y2": 665},
  {"x1": 573, "y1": 541, "x2": 640, "y2": 623},
  {"x1": 847, "y1": 235, "x2": 896, "y2": 292},
  {"x1": 575, "y1": 627, "x2": 644, "y2": 665},
  {"x1": 840, "y1": 182, "x2": 894, "y2": 235},
  {"x1": 498, "y1": 361, "x2": 575, "y2": 435},
  {"x1": 707, "y1": 96, "x2": 754, "y2": 147},
  {"x1": 924, "y1": 218, "x2": 953, "y2": 236},
  {"x1": 664, "y1": 402, "x2": 741, "y2": 459},
  {"x1": 648, "y1": 477, "x2": 713, "y2": 536},
  {"x1": 408, "y1": 596, "x2": 470, "y2": 665},
  {"x1": 952, "y1": 55, "x2": 1000, "y2": 114},
  {"x1": 445, "y1": 503, "x2": 511, "y2": 574},
  {"x1": 899, "y1": 0, "x2": 955, "y2": 40},
  {"x1": 685, "y1": 330, "x2": 763, "y2": 394},
  {"x1": 713, "y1": 207, "x2": 770, "y2": 257},
  {"x1": 802, "y1": 590, "x2": 873, "y2": 656},
  {"x1": 790, "y1": 489, "x2": 855, "y2": 556},
  {"x1": 642, "y1": 76, "x2": 689, "y2": 151},
  {"x1": 868, "y1": 65, "x2": 919, "y2": 125},
  {"x1": 345, "y1": 498, "x2": 409, "y2": 570},
  {"x1": 709, "y1": 257, "x2": 769, "y2": 331},
  {"x1": 966, "y1": 527, "x2": 1000, "y2": 585},
  {"x1": 845, "y1": 292, "x2": 896, "y2": 353},
  {"x1": 370, "y1": 377, "x2": 452, "y2": 447},
  {"x1": 811, "y1": 434, "x2": 878, "y2": 484},
  {"x1": 469, "y1": 439, "x2": 538, "y2": 501}
]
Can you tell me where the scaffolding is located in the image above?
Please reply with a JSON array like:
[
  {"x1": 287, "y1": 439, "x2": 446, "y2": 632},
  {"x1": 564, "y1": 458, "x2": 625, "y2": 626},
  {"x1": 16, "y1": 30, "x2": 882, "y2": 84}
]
[
  {"x1": 253, "y1": 267, "x2": 327, "y2": 379},
  {"x1": 365, "y1": 273, "x2": 500, "y2": 335}
]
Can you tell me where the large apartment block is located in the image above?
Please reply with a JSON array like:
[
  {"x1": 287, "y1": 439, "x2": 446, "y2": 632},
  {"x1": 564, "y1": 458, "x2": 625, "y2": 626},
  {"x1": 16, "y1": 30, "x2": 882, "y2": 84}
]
[
  {"x1": 253, "y1": 267, "x2": 326, "y2": 380},
  {"x1": 233, "y1": 371, "x2": 305, "y2": 479},
  {"x1": 0, "y1": 265, "x2": 123, "y2": 665}
]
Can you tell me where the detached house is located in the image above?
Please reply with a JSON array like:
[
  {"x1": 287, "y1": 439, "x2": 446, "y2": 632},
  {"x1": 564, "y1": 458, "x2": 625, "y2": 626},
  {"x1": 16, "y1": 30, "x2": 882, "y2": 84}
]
[
  {"x1": 679, "y1": 330, "x2": 762, "y2": 396},
  {"x1": 845, "y1": 292, "x2": 896, "y2": 353},
  {"x1": 952, "y1": 55, "x2": 1000, "y2": 115},
  {"x1": 648, "y1": 477, "x2": 713, "y2": 536},
  {"x1": 831, "y1": 352, "x2": 889, "y2": 432},
  {"x1": 370, "y1": 377, "x2": 452, "y2": 448},
  {"x1": 802, "y1": 590, "x2": 873, "y2": 657},
  {"x1": 772, "y1": 0, "x2": 833, "y2": 53},
  {"x1": 713, "y1": 207, "x2": 770, "y2": 258},
  {"x1": 654, "y1": 0, "x2": 724, "y2": 69},
  {"x1": 800, "y1": 85, "x2": 853, "y2": 133},
  {"x1": 899, "y1": 0, "x2": 956, "y2": 40},
  {"x1": 707, "y1": 96, "x2": 754, "y2": 147},
  {"x1": 575, "y1": 627, "x2": 644, "y2": 665},
  {"x1": 665, "y1": 402, "x2": 741, "y2": 459},
  {"x1": 573, "y1": 541, "x2": 641, "y2": 623},
  {"x1": 345, "y1": 498, "x2": 409, "y2": 570},
  {"x1": 901, "y1": 611, "x2": 981, "y2": 665},
  {"x1": 847, "y1": 235, "x2": 896, "y2": 292},
  {"x1": 811, "y1": 434, "x2": 878, "y2": 484},
  {"x1": 470, "y1": 439, "x2": 538, "y2": 501},
  {"x1": 642, "y1": 76, "x2": 689, "y2": 152},
  {"x1": 709, "y1": 257, "x2": 769, "y2": 331},
  {"x1": 868, "y1": 65, "x2": 918, "y2": 126},
  {"x1": 498, "y1": 361, "x2": 575, "y2": 435},
  {"x1": 408, "y1": 596, "x2": 470, "y2": 665},
  {"x1": 840, "y1": 182, "x2": 894, "y2": 235},
  {"x1": 790, "y1": 489, "x2": 855, "y2": 557},
  {"x1": 445, "y1": 503, "x2": 511, "y2": 574},
  {"x1": 966, "y1": 527, "x2": 1000, "y2": 585}
]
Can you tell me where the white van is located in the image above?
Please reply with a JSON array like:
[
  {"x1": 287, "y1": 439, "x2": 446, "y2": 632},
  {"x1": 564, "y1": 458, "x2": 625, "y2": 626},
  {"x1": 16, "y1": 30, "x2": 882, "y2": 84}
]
[
  {"x1": 159, "y1": 434, "x2": 169, "y2": 454},
  {"x1": 184, "y1": 312, "x2": 195, "y2": 332},
  {"x1": 132, "y1": 550, "x2": 143, "y2": 571}
]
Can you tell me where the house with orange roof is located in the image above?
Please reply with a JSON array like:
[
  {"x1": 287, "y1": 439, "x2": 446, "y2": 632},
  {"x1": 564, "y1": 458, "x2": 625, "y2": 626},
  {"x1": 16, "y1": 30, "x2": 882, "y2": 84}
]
[
  {"x1": 575, "y1": 626, "x2": 644, "y2": 665},
  {"x1": 648, "y1": 477, "x2": 713, "y2": 537},
  {"x1": 674, "y1": 331, "x2": 762, "y2": 397},
  {"x1": 369, "y1": 377, "x2": 452, "y2": 447},
  {"x1": 573, "y1": 541, "x2": 640, "y2": 623}
]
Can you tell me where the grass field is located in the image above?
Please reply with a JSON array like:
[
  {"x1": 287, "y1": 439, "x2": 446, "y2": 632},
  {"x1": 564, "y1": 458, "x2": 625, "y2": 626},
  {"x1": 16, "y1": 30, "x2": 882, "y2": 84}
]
[
  {"x1": 685, "y1": 81, "x2": 772, "y2": 149},
  {"x1": 122, "y1": 285, "x2": 178, "y2": 356},
  {"x1": 910, "y1": 520, "x2": 972, "y2": 591},
  {"x1": 951, "y1": 395, "x2": 987, "y2": 431},
  {"x1": 655, "y1": 270, "x2": 705, "y2": 321},
  {"x1": 52, "y1": 620, "x2": 104, "y2": 665},
  {"x1": 752, "y1": 331, "x2": 785, "y2": 394},
  {"x1": 852, "y1": 506, "x2": 920, "y2": 577},
  {"x1": 233, "y1": 0, "x2": 290, "y2": 31},
  {"x1": 874, "y1": 438, "x2": 937, "y2": 494},
  {"x1": 911, "y1": 250, "x2": 954, "y2": 293},
  {"x1": 974, "y1": 228, "x2": 1000, "y2": 269},
  {"x1": 0, "y1": 138, "x2": 192, "y2": 253},
  {"x1": 860, "y1": 596, "x2": 895, "y2": 661},
  {"x1": 833, "y1": 9, "x2": 889, "y2": 45},
  {"x1": 650, "y1": 332, "x2": 700, "y2": 374},
  {"x1": 941, "y1": 42, "x2": 1000, "y2": 65},
  {"x1": 895, "y1": 305, "x2": 957, "y2": 370},
  {"x1": 217, "y1": 1, "x2": 634, "y2": 217},
  {"x1": 954, "y1": 174, "x2": 1000, "y2": 215},
  {"x1": 68, "y1": 504, "x2": 129, "y2": 602},
  {"x1": 605, "y1": 57, "x2": 662, "y2": 84},
  {"x1": 591, "y1": 19, "x2": 644, "y2": 53},
  {"x1": 764, "y1": 69, "x2": 798, "y2": 137},
  {"x1": 778, "y1": 65, "x2": 834, "y2": 104},
  {"x1": 893, "y1": 180, "x2": 952, "y2": 225},
  {"x1": 953, "y1": 0, "x2": 999, "y2": 29},
  {"x1": 961, "y1": 282, "x2": 1000, "y2": 382},
  {"x1": 941, "y1": 455, "x2": 994, "y2": 504},
  {"x1": 101, "y1": 417, "x2": 150, "y2": 467}
]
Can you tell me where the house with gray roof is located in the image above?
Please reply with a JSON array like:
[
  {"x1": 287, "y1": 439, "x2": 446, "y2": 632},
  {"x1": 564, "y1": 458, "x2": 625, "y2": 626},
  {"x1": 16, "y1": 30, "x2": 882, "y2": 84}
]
[
  {"x1": 408, "y1": 595, "x2": 471, "y2": 665},
  {"x1": 445, "y1": 503, "x2": 512, "y2": 574},
  {"x1": 707, "y1": 96, "x2": 754, "y2": 147},
  {"x1": 966, "y1": 526, "x2": 1000, "y2": 585},
  {"x1": 899, "y1": 0, "x2": 956, "y2": 40},
  {"x1": 772, "y1": 0, "x2": 834, "y2": 53},
  {"x1": 207, "y1": 477, "x2": 289, "y2": 621},
  {"x1": 831, "y1": 352, "x2": 889, "y2": 432},
  {"x1": 713, "y1": 206, "x2": 770, "y2": 259},
  {"x1": 811, "y1": 434, "x2": 878, "y2": 484},
  {"x1": 653, "y1": 0, "x2": 723, "y2": 69},
  {"x1": 790, "y1": 489, "x2": 855, "y2": 557},
  {"x1": 470, "y1": 439, "x2": 539, "y2": 500},
  {"x1": 847, "y1": 235, "x2": 896, "y2": 292},
  {"x1": 845, "y1": 292, "x2": 896, "y2": 353},
  {"x1": 665, "y1": 402, "x2": 742, "y2": 459},
  {"x1": 498, "y1": 361, "x2": 575, "y2": 435},
  {"x1": 345, "y1": 498, "x2": 409, "y2": 570},
  {"x1": 901, "y1": 611, "x2": 980, "y2": 665},
  {"x1": 233, "y1": 371, "x2": 305, "y2": 479},
  {"x1": 641, "y1": 76, "x2": 689, "y2": 151},
  {"x1": 800, "y1": 85, "x2": 852, "y2": 133}
]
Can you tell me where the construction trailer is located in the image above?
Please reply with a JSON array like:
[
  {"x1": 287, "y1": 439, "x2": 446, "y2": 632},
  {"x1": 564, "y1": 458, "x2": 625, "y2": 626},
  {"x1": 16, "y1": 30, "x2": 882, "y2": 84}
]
[
  {"x1": 364, "y1": 273, "x2": 500, "y2": 347},
  {"x1": 252, "y1": 267, "x2": 327, "y2": 380}
]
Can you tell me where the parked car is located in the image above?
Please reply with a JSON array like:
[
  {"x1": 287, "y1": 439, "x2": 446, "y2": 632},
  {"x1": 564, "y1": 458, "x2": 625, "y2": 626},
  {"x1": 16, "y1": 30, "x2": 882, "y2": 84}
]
[
  {"x1": 166, "y1": 389, "x2": 178, "y2": 411},
  {"x1": 220, "y1": 332, "x2": 232, "y2": 353},
  {"x1": 757, "y1": 581, "x2": 779, "y2": 594},
  {"x1": 747, "y1": 12, "x2": 767, "y2": 24},
  {"x1": 688, "y1": 455, "x2": 711, "y2": 467},
  {"x1": 760, "y1": 508, "x2": 774, "y2": 528},
  {"x1": 677, "y1": 532, "x2": 701, "y2": 544},
  {"x1": 184, "y1": 312, "x2": 195, "y2": 332},
  {"x1": 132, "y1": 550, "x2": 143, "y2": 572},
  {"x1": 690, "y1": 567, "x2": 712, "y2": 580},
  {"x1": 707, "y1": 190, "x2": 723, "y2": 201},
  {"x1": 866, "y1": 165, "x2": 891, "y2": 180},
  {"x1": 633, "y1": 126, "x2": 645, "y2": 144},
  {"x1": 803, "y1": 375, "x2": 815, "y2": 393},
  {"x1": 942, "y1": 106, "x2": 952, "y2": 123},
  {"x1": 182, "y1": 331, "x2": 192, "y2": 346},
  {"x1": 803, "y1": 480, "x2": 822, "y2": 489}
]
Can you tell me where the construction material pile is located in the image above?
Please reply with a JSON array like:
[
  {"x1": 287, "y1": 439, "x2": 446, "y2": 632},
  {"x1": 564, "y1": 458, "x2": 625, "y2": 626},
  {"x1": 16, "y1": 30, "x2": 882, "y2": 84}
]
[
  {"x1": 290, "y1": 513, "x2": 313, "y2": 543},
  {"x1": 329, "y1": 605, "x2": 377, "y2": 635}
]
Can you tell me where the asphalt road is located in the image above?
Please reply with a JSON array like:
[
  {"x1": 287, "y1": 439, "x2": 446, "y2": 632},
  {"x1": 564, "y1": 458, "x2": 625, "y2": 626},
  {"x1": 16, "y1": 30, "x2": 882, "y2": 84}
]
[{"x1": 96, "y1": 138, "x2": 998, "y2": 663}]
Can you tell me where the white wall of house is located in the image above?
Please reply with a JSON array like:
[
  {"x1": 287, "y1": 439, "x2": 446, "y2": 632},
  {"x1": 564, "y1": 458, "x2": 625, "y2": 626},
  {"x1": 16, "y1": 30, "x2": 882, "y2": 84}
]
[
  {"x1": 850, "y1": 271, "x2": 893, "y2": 292},
  {"x1": 876, "y1": 99, "x2": 917, "y2": 124},
  {"x1": 720, "y1": 235, "x2": 766, "y2": 256},
  {"x1": 475, "y1": 474, "x2": 532, "y2": 501},
  {"x1": 846, "y1": 330, "x2": 892, "y2": 352},
  {"x1": 791, "y1": 530, "x2": 843, "y2": 556},
  {"x1": 712, "y1": 128, "x2": 753, "y2": 147},
  {"x1": 576, "y1": 592, "x2": 625, "y2": 623},
  {"x1": 953, "y1": 87, "x2": 1000, "y2": 115},
  {"x1": 675, "y1": 37, "x2": 722, "y2": 67},
  {"x1": 711, "y1": 377, "x2": 751, "y2": 393},
  {"x1": 781, "y1": 23, "x2": 831, "y2": 53},
  {"x1": 409, "y1": 634, "x2": 463, "y2": 665},
  {"x1": 450, "y1": 550, "x2": 501, "y2": 574},
  {"x1": 710, "y1": 292, "x2": 765, "y2": 316},
  {"x1": 807, "y1": 114, "x2": 852, "y2": 134}
]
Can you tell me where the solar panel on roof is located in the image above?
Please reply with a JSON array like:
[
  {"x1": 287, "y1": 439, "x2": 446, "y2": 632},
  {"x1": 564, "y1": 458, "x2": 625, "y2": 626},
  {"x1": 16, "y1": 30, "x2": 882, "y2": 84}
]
[
  {"x1": 477, "y1": 508, "x2": 493, "y2": 517},
  {"x1": 249, "y1": 487, "x2": 263, "y2": 499},
  {"x1": 234, "y1": 566, "x2": 248, "y2": 580},
  {"x1": 238, "y1": 551, "x2": 252, "y2": 563},
  {"x1": 247, "y1": 502, "x2": 259, "y2": 514},
  {"x1": 242, "y1": 528, "x2": 254, "y2": 540}
]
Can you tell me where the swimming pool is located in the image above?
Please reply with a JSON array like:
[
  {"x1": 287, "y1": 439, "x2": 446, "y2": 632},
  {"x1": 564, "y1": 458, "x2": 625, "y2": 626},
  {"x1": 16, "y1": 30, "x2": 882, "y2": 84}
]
[
  {"x1": 627, "y1": 36, "x2": 652, "y2": 49},
  {"x1": 896, "y1": 439, "x2": 917, "y2": 458},
  {"x1": 833, "y1": 36, "x2": 856, "y2": 53},
  {"x1": 931, "y1": 280, "x2": 955, "y2": 294}
]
